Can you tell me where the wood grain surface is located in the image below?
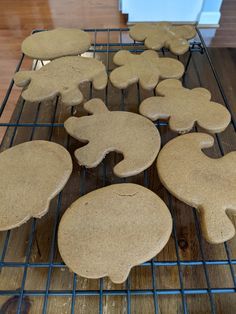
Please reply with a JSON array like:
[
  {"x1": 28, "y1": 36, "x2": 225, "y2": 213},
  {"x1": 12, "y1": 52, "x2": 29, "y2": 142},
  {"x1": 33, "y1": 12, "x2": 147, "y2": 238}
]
[
  {"x1": 0, "y1": 32, "x2": 236, "y2": 313},
  {"x1": 1, "y1": 0, "x2": 236, "y2": 137},
  {"x1": 1, "y1": 0, "x2": 236, "y2": 105}
]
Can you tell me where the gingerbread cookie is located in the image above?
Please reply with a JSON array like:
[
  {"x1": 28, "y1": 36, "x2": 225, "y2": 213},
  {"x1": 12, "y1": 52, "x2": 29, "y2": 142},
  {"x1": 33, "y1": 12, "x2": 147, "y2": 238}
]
[
  {"x1": 129, "y1": 23, "x2": 196, "y2": 55},
  {"x1": 109, "y1": 50, "x2": 184, "y2": 90},
  {"x1": 64, "y1": 98, "x2": 161, "y2": 177},
  {"x1": 58, "y1": 183, "x2": 172, "y2": 283},
  {"x1": 14, "y1": 56, "x2": 107, "y2": 106},
  {"x1": 22, "y1": 28, "x2": 91, "y2": 60},
  {"x1": 0, "y1": 141, "x2": 72, "y2": 231},
  {"x1": 157, "y1": 133, "x2": 236, "y2": 244},
  {"x1": 140, "y1": 79, "x2": 231, "y2": 133}
]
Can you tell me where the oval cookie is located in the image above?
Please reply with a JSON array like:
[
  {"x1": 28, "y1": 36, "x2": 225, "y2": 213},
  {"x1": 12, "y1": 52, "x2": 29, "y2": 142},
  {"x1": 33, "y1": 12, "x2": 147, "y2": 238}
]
[
  {"x1": 110, "y1": 50, "x2": 184, "y2": 90},
  {"x1": 157, "y1": 133, "x2": 236, "y2": 244},
  {"x1": 64, "y1": 98, "x2": 161, "y2": 177},
  {"x1": 0, "y1": 141, "x2": 72, "y2": 230},
  {"x1": 140, "y1": 79, "x2": 231, "y2": 133},
  {"x1": 22, "y1": 28, "x2": 91, "y2": 60},
  {"x1": 58, "y1": 183, "x2": 172, "y2": 283},
  {"x1": 14, "y1": 56, "x2": 107, "y2": 106}
]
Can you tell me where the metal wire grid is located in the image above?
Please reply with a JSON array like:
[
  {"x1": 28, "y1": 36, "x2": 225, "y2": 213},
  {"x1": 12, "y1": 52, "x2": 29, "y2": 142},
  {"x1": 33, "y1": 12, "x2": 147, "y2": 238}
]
[{"x1": 0, "y1": 28, "x2": 235, "y2": 313}]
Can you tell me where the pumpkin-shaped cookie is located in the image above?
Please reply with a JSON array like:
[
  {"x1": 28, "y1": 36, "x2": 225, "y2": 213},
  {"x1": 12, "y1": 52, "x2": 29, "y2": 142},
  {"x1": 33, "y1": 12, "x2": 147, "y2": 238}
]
[
  {"x1": 0, "y1": 141, "x2": 72, "y2": 230},
  {"x1": 58, "y1": 183, "x2": 172, "y2": 283}
]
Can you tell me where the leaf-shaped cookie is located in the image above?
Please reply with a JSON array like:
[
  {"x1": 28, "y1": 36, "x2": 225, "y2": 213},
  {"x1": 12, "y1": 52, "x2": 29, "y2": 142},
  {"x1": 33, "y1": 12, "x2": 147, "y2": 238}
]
[
  {"x1": 0, "y1": 141, "x2": 72, "y2": 230},
  {"x1": 58, "y1": 183, "x2": 172, "y2": 283},
  {"x1": 22, "y1": 28, "x2": 91, "y2": 60},
  {"x1": 14, "y1": 56, "x2": 107, "y2": 106},
  {"x1": 109, "y1": 50, "x2": 184, "y2": 90},
  {"x1": 157, "y1": 133, "x2": 236, "y2": 244},
  {"x1": 129, "y1": 23, "x2": 196, "y2": 55},
  {"x1": 140, "y1": 79, "x2": 231, "y2": 133},
  {"x1": 64, "y1": 98, "x2": 161, "y2": 177}
]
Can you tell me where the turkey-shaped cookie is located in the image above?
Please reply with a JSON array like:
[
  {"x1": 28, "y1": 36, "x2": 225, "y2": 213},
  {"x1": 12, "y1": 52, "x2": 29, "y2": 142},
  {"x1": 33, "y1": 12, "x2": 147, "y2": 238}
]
[
  {"x1": 109, "y1": 50, "x2": 184, "y2": 90},
  {"x1": 157, "y1": 133, "x2": 236, "y2": 244},
  {"x1": 14, "y1": 56, "x2": 107, "y2": 106},
  {"x1": 129, "y1": 23, "x2": 196, "y2": 55},
  {"x1": 22, "y1": 28, "x2": 91, "y2": 60},
  {"x1": 58, "y1": 183, "x2": 172, "y2": 283},
  {"x1": 140, "y1": 79, "x2": 231, "y2": 133},
  {"x1": 0, "y1": 141, "x2": 72, "y2": 230},
  {"x1": 64, "y1": 98, "x2": 160, "y2": 177}
]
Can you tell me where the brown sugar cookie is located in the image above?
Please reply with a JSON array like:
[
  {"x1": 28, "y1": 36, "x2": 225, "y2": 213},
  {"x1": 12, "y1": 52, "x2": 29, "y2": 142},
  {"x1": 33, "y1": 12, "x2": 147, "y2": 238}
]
[
  {"x1": 140, "y1": 79, "x2": 231, "y2": 133},
  {"x1": 129, "y1": 23, "x2": 196, "y2": 55},
  {"x1": 58, "y1": 183, "x2": 172, "y2": 283},
  {"x1": 109, "y1": 50, "x2": 184, "y2": 90},
  {"x1": 64, "y1": 98, "x2": 161, "y2": 177},
  {"x1": 14, "y1": 56, "x2": 107, "y2": 106},
  {"x1": 22, "y1": 28, "x2": 91, "y2": 60},
  {"x1": 0, "y1": 141, "x2": 72, "y2": 231},
  {"x1": 157, "y1": 133, "x2": 236, "y2": 244}
]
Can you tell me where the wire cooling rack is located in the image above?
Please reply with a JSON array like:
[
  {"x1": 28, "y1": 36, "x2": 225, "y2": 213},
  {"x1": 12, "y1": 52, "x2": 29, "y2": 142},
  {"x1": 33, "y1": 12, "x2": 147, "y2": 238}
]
[{"x1": 0, "y1": 28, "x2": 236, "y2": 314}]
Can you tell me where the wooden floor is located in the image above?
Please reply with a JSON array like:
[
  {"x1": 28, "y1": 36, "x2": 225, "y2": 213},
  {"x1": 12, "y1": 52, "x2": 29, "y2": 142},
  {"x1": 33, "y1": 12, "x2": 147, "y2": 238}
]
[
  {"x1": 0, "y1": 38, "x2": 236, "y2": 313},
  {"x1": 211, "y1": 0, "x2": 236, "y2": 47},
  {"x1": 0, "y1": 0, "x2": 236, "y2": 126},
  {"x1": 0, "y1": 0, "x2": 127, "y2": 127},
  {"x1": 200, "y1": 0, "x2": 236, "y2": 47},
  {"x1": 0, "y1": 1, "x2": 236, "y2": 313}
]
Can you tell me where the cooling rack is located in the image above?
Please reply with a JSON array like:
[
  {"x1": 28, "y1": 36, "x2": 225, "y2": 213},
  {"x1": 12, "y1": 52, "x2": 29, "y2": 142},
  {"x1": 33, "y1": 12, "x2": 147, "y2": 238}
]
[{"x1": 0, "y1": 28, "x2": 235, "y2": 314}]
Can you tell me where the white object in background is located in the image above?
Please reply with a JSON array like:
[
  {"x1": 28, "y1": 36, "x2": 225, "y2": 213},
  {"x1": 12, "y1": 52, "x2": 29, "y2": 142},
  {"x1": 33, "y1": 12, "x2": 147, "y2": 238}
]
[
  {"x1": 119, "y1": 0, "x2": 130, "y2": 14},
  {"x1": 120, "y1": 0, "x2": 223, "y2": 26},
  {"x1": 198, "y1": 0, "x2": 223, "y2": 25}
]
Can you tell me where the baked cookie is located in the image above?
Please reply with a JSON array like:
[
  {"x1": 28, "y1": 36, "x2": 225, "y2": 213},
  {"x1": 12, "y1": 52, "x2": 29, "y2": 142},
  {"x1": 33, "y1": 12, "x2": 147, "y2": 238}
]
[
  {"x1": 157, "y1": 133, "x2": 236, "y2": 244},
  {"x1": 0, "y1": 141, "x2": 72, "y2": 231},
  {"x1": 58, "y1": 183, "x2": 172, "y2": 283},
  {"x1": 64, "y1": 98, "x2": 161, "y2": 177},
  {"x1": 129, "y1": 23, "x2": 196, "y2": 55},
  {"x1": 22, "y1": 28, "x2": 91, "y2": 60},
  {"x1": 109, "y1": 50, "x2": 184, "y2": 90},
  {"x1": 140, "y1": 79, "x2": 231, "y2": 133},
  {"x1": 14, "y1": 56, "x2": 107, "y2": 106}
]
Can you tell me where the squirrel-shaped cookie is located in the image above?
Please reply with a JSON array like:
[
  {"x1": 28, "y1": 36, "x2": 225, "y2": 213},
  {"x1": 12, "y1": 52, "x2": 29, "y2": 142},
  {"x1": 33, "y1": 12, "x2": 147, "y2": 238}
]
[
  {"x1": 157, "y1": 133, "x2": 236, "y2": 244},
  {"x1": 110, "y1": 50, "x2": 184, "y2": 90},
  {"x1": 64, "y1": 98, "x2": 161, "y2": 177},
  {"x1": 140, "y1": 79, "x2": 231, "y2": 133},
  {"x1": 14, "y1": 56, "x2": 107, "y2": 106},
  {"x1": 129, "y1": 23, "x2": 196, "y2": 55}
]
